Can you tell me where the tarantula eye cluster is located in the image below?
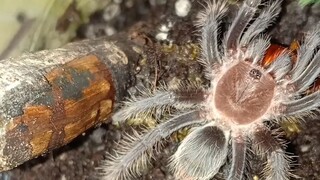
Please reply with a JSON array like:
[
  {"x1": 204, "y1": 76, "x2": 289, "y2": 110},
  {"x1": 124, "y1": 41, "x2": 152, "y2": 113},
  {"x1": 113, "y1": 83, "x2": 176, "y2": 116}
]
[{"x1": 98, "y1": 0, "x2": 320, "y2": 179}]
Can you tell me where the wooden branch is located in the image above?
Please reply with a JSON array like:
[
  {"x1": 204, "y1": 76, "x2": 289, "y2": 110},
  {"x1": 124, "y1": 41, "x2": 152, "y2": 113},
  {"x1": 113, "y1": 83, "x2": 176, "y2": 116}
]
[{"x1": 0, "y1": 35, "x2": 140, "y2": 171}]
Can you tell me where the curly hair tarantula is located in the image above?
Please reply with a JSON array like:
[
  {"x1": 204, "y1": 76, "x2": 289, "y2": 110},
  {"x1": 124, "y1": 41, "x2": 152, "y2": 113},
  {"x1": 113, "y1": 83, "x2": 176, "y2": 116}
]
[{"x1": 99, "y1": 0, "x2": 320, "y2": 179}]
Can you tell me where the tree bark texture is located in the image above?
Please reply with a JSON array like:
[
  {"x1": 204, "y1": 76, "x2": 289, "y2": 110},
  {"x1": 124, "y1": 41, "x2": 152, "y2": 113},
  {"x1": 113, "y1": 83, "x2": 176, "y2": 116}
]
[{"x1": 0, "y1": 35, "x2": 140, "y2": 171}]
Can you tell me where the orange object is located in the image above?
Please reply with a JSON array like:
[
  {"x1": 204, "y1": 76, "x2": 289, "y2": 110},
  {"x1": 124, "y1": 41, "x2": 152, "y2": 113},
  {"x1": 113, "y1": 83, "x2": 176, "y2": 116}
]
[
  {"x1": 262, "y1": 40, "x2": 320, "y2": 94},
  {"x1": 262, "y1": 44, "x2": 287, "y2": 67},
  {"x1": 262, "y1": 40, "x2": 300, "y2": 67}
]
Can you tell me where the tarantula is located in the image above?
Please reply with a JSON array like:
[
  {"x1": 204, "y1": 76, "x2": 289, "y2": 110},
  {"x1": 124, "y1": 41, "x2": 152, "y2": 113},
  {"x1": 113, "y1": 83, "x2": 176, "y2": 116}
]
[{"x1": 99, "y1": 0, "x2": 320, "y2": 179}]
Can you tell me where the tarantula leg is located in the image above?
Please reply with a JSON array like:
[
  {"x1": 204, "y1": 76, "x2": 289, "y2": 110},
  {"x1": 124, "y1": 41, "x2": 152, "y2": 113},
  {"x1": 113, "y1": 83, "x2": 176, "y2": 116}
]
[
  {"x1": 99, "y1": 110, "x2": 204, "y2": 180},
  {"x1": 240, "y1": 0, "x2": 282, "y2": 46},
  {"x1": 294, "y1": 50, "x2": 320, "y2": 93},
  {"x1": 252, "y1": 126, "x2": 292, "y2": 180},
  {"x1": 289, "y1": 27, "x2": 320, "y2": 92},
  {"x1": 266, "y1": 52, "x2": 292, "y2": 81},
  {"x1": 290, "y1": 50, "x2": 320, "y2": 93},
  {"x1": 246, "y1": 36, "x2": 271, "y2": 64},
  {"x1": 170, "y1": 123, "x2": 230, "y2": 180},
  {"x1": 225, "y1": 0, "x2": 261, "y2": 51},
  {"x1": 112, "y1": 87, "x2": 207, "y2": 123},
  {"x1": 227, "y1": 134, "x2": 247, "y2": 180},
  {"x1": 281, "y1": 91, "x2": 320, "y2": 116},
  {"x1": 197, "y1": 0, "x2": 228, "y2": 65}
]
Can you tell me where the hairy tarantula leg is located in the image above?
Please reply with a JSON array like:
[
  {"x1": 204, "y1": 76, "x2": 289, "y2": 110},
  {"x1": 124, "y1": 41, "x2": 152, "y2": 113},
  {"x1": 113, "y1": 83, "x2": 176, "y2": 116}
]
[
  {"x1": 227, "y1": 134, "x2": 247, "y2": 180},
  {"x1": 252, "y1": 126, "x2": 292, "y2": 180},
  {"x1": 196, "y1": 0, "x2": 228, "y2": 65},
  {"x1": 170, "y1": 123, "x2": 230, "y2": 180},
  {"x1": 112, "y1": 87, "x2": 207, "y2": 124},
  {"x1": 246, "y1": 36, "x2": 271, "y2": 64},
  {"x1": 290, "y1": 50, "x2": 320, "y2": 93},
  {"x1": 100, "y1": 110, "x2": 204, "y2": 180},
  {"x1": 290, "y1": 26, "x2": 320, "y2": 82},
  {"x1": 266, "y1": 52, "x2": 292, "y2": 81},
  {"x1": 281, "y1": 91, "x2": 320, "y2": 116},
  {"x1": 225, "y1": 0, "x2": 261, "y2": 51},
  {"x1": 240, "y1": 0, "x2": 282, "y2": 46}
]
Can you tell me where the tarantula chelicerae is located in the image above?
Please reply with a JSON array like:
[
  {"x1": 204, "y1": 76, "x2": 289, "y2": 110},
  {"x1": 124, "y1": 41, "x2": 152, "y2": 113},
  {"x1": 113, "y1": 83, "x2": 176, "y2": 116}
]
[{"x1": 99, "y1": 0, "x2": 320, "y2": 179}]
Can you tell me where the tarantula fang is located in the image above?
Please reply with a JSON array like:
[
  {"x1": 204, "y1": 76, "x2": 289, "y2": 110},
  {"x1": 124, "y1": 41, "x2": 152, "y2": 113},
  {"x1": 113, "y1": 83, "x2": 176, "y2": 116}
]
[{"x1": 99, "y1": 0, "x2": 320, "y2": 179}]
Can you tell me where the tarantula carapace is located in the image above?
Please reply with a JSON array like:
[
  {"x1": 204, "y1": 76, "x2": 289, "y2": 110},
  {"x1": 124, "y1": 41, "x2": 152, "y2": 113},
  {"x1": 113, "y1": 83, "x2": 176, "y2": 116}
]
[{"x1": 99, "y1": 0, "x2": 320, "y2": 179}]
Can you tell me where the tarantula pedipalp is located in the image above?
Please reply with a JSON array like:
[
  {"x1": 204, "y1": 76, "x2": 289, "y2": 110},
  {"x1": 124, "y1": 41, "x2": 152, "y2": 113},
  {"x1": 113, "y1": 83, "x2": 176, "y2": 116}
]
[{"x1": 99, "y1": 0, "x2": 320, "y2": 179}]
